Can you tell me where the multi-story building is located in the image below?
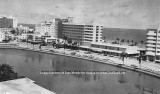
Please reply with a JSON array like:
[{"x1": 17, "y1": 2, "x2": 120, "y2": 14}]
[
  {"x1": 0, "y1": 28, "x2": 11, "y2": 33},
  {"x1": 146, "y1": 29, "x2": 160, "y2": 62},
  {"x1": 17, "y1": 25, "x2": 29, "y2": 33},
  {"x1": 35, "y1": 19, "x2": 62, "y2": 38},
  {"x1": 0, "y1": 16, "x2": 17, "y2": 28},
  {"x1": 91, "y1": 42, "x2": 139, "y2": 55},
  {"x1": 62, "y1": 23, "x2": 103, "y2": 45}
]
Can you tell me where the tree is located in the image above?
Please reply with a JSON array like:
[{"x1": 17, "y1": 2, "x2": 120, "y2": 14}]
[
  {"x1": 140, "y1": 41, "x2": 144, "y2": 47},
  {"x1": 63, "y1": 35, "x2": 68, "y2": 43},
  {"x1": 120, "y1": 39, "x2": 125, "y2": 45},
  {"x1": 134, "y1": 42, "x2": 138, "y2": 46},
  {"x1": 0, "y1": 64, "x2": 23, "y2": 82},
  {"x1": 27, "y1": 35, "x2": 33, "y2": 42},
  {"x1": 45, "y1": 32, "x2": 49, "y2": 35},
  {"x1": 131, "y1": 40, "x2": 134, "y2": 46},
  {"x1": 67, "y1": 38, "x2": 72, "y2": 44},
  {"x1": 121, "y1": 52, "x2": 126, "y2": 64},
  {"x1": 116, "y1": 38, "x2": 120, "y2": 44},
  {"x1": 127, "y1": 40, "x2": 130, "y2": 45},
  {"x1": 10, "y1": 27, "x2": 16, "y2": 34},
  {"x1": 103, "y1": 36, "x2": 106, "y2": 42}
]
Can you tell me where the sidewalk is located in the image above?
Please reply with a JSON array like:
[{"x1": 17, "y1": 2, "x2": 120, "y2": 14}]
[{"x1": 17, "y1": 42, "x2": 160, "y2": 73}]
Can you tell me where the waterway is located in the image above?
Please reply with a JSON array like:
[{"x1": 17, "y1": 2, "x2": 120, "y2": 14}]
[{"x1": 0, "y1": 48, "x2": 160, "y2": 94}]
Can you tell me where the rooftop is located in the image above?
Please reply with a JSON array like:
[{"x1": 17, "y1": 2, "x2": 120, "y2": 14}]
[
  {"x1": 0, "y1": 78, "x2": 55, "y2": 94},
  {"x1": 91, "y1": 42, "x2": 129, "y2": 48}
]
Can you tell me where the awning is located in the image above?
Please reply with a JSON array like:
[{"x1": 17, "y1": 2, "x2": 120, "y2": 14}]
[
  {"x1": 102, "y1": 49, "x2": 122, "y2": 54},
  {"x1": 91, "y1": 47, "x2": 103, "y2": 52},
  {"x1": 79, "y1": 46, "x2": 90, "y2": 49}
]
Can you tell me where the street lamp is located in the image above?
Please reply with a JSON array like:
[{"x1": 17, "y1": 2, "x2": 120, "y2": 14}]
[
  {"x1": 27, "y1": 31, "x2": 28, "y2": 48},
  {"x1": 121, "y1": 51, "x2": 126, "y2": 65}
]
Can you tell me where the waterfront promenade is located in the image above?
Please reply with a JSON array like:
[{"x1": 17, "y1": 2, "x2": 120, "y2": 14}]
[{"x1": 14, "y1": 42, "x2": 160, "y2": 74}]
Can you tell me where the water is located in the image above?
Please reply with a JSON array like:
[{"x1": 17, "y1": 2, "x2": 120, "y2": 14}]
[
  {"x1": 0, "y1": 48, "x2": 160, "y2": 94},
  {"x1": 103, "y1": 28, "x2": 147, "y2": 43}
]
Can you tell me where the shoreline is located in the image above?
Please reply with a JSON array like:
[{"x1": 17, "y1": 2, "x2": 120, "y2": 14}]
[{"x1": 1, "y1": 45, "x2": 160, "y2": 78}]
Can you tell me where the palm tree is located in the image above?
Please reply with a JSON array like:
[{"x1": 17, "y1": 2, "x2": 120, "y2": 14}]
[
  {"x1": 121, "y1": 52, "x2": 126, "y2": 64},
  {"x1": 120, "y1": 39, "x2": 125, "y2": 45},
  {"x1": 140, "y1": 41, "x2": 144, "y2": 47},
  {"x1": 134, "y1": 42, "x2": 138, "y2": 46},
  {"x1": 63, "y1": 35, "x2": 68, "y2": 52},
  {"x1": 127, "y1": 40, "x2": 130, "y2": 45},
  {"x1": 27, "y1": 35, "x2": 33, "y2": 49},
  {"x1": 116, "y1": 38, "x2": 120, "y2": 44},
  {"x1": 10, "y1": 26, "x2": 16, "y2": 35},
  {"x1": 131, "y1": 40, "x2": 134, "y2": 46},
  {"x1": 103, "y1": 36, "x2": 106, "y2": 42}
]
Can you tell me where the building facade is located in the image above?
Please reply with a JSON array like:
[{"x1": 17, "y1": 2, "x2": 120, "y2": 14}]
[
  {"x1": 0, "y1": 28, "x2": 11, "y2": 33},
  {"x1": 0, "y1": 31, "x2": 5, "y2": 42},
  {"x1": 146, "y1": 29, "x2": 160, "y2": 62},
  {"x1": 0, "y1": 16, "x2": 17, "y2": 28},
  {"x1": 17, "y1": 25, "x2": 29, "y2": 33},
  {"x1": 91, "y1": 42, "x2": 139, "y2": 56},
  {"x1": 62, "y1": 23, "x2": 103, "y2": 45},
  {"x1": 35, "y1": 19, "x2": 62, "y2": 38}
]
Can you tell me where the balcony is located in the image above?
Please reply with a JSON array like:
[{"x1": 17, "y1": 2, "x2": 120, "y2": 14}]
[
  {"x1": 146, "y1": 51, "x2": 155, "y2": 56},
  {"x1": 147, "y1": 37, "x2": 156, "y2": 40},
  {"x1": 147, "y1": 33, "x2": 156, "y2": 36},
  {"x1": 146, "y1": 44, "x2": 156, "y2": 47},
  {"x1": 146, "y1": 48, "x2": 155, "y2": 51},
  {"x1": 147, "y1": 41, "x2": 156, "y2": 43}
]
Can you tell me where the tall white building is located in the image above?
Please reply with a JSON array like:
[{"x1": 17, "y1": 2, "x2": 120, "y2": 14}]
[
  {"x1": 0, "y1": 16, "x2": 17, "y2": 28},
  {"x1": 35, "y1": 19, "x2": 58, "y2": 38},
  {"x1": 17, "y1": 25, "x2": 29, "y2": 33},
  {"x1": 146, "y1": 29, "x2": 160, "y2": 62},
  {"x1": 62, "y1": 23, "x2": 103, "y2": 45}
]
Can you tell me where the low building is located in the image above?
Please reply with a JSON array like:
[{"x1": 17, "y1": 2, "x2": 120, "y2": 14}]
[
  {"x1": 0, "y1": 31, "x2": 5, "y2": 42},
  {"x1": 45, "y1": 37, "x2": 58, "y2": 43},
  {"x1": 91, "y1": 42, "x2": 140, "y2": 56},
  {"x1": 21, "y1": 33, "x2": 28, "y2": 40}
]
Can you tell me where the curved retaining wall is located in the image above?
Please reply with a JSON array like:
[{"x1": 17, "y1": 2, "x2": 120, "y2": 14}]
[{"x1": 1, "y1": 46, "x2": 160, "y2": 78}]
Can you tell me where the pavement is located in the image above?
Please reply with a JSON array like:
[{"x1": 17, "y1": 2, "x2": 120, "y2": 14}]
[
  {"x1": 0, "y1": 78, "x2": 55, "y2": 94},
  {"x1": 14, "y1": 42, "x2": 160, "y2": 74}
]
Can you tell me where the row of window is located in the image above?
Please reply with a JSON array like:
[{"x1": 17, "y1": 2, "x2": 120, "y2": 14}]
[
  {"x1": 84, "y1": 36, "x2": 93, "y2": 39},
  {"x1": 91, "y1": 44, "x2": 126, "y2": 51},
  {"x1": 63, "y1": 28, "x2": 84, "y2": 30},
  {"x1": 84, "y1": 39, "x2": 92, "y2": 42},
  {"x1": 84, "y1": 34, "x2": 93, "y2": 36}
]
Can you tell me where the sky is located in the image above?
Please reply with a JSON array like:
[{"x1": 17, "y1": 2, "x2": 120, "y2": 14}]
[{"x1": 0, "y1": 0, "x2": 160, "y2": 29}]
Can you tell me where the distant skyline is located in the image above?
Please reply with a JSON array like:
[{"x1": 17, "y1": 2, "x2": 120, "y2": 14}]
[{"x1": 0, "y1": 0, "x2": 160, "y2": 29}]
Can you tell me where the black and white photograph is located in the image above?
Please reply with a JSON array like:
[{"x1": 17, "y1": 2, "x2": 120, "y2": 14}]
[{"x1": 0, "y1": 0, "x2": 160, "y2": 94}]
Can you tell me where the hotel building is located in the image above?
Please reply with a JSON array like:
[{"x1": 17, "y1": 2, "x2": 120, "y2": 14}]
[
  {"x1": 146, "y1": 29, "x2": 160, "y2": 62},
  {"x1": 17, "y1": 25, "x2": 29, "y2": 33},
  {"x1": 62, "y1": 23, "x2": 103, "y2": 45},
  {"x1": 90, "y1": 42, "x2": 139, "y2": 56},
  {"x1": 0, "y1": 16, "x2": 17, "y2": 28},
  {"x1": 35, "y1": 18, "x2": 62, "y2": 38}
]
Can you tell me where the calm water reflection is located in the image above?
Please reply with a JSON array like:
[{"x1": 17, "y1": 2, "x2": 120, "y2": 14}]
[{"x1": 0, "y1": 48, "x2": 160, "y2": 94}]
